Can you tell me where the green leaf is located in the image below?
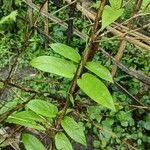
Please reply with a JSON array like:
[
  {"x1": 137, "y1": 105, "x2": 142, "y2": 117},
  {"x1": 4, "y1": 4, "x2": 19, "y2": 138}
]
[
  {"x1": 91, "y1": 1, "x2": 101, "y2": 9},
  {"x1": 142, "y1": 0, "x2": 150, "y2": 12},
  {"x1": 144, "y1": 122, "x2": 150, "y2": 130},
  {"x1": 102, "y1": 5, "x2": 124, "y2": 30},
  {"x1": 121, "y1": 121, "x2": 128, "y2": 127},
  {"x1": 109, "y1": 0, "x2": 122, "y2": 9},
  {"x1": 77, "y1": 73, "x2": 116, "y2": 111},
  {"x1": 26, "y1": 99, "x2": 58, "y2": 118},
  {"x1": 0, "y1": 82, "x2": 4, "y2": 88},
  {"x1": 50, "y1": 43, "x2": 81, "y2": 63},
  {"x1": 145, "y1": 114, "x2": 150, "y2": 122},
  {"x1": 0, "y1": 100, "x2": 18, "y2": 115},
  {"x1": 93, "y1": 140, "x2": 101, "y2": 149},
  {"x1": 0, "y1": 11, "x2": 18, "y2": 26},
  {"x1": 31, "y1": 56, "x2": 77, "y2": 78},
  {"x1": 85, "y1": 61, "x2": 113, "y2": 82},
  {"x1": 8, "y1": 111, "x2": 43, "y2": 122},
  {"x1": 55, "y1": 132, "x2": 73, "y2": 150},
  {"x1": 7, "y1": 112, "x2": 45, "y2": 131},
  {"x1": 69, "y1": 94, "x2": 74, "y2": 106},
  {"x1": 61, "y1": 116, "x2": 87, "y2": 146},
  {"x1": 22, "y1": 133, "x2": 46, "y2": 150}
]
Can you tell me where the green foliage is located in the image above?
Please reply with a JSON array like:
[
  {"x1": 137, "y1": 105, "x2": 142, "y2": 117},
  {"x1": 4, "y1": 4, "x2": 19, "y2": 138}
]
[
  {"x1": 92, "y1": 0, "x2": 124, "y2": 29},
  {"x1": 61, "y1": 116, "x2": 87, "y2": 146},
  {"x1": 144, "y1": 114, "x2": 150, "y2": 130},
  {"x1": 55, "y1": 132, "x2": 73, "y2": 150},
  {"x1": 31, "y1": 56, "x2": 77, "y2": 78},
  {"x1": 77, "y1": 73, "x2": 116, "y2": 111},
  {"x1": 31, "y1": 43, "x2": 115, "y2": 111},
  {"x1": 93, "y1": 140, "x2": 101, "y2": 149},
  {"x1": 5, "y1": 99, "x2": 59, "y2": 131},
  {"x1": 0, "y1": 34, "x2": 20, "y2": 68},
  {"x1": 50, "y1": 43, "x2": 81, "y2": 63},
  {"x1": 142, "y1": 0, "x2": 150, "y2": 12},
  {"x1": 144, "y1": 122, "x2": 150, "y2": 130},
  {"x1": 85, "y1": 61, "x2": 113, "y2": 82},
  {"x1": 15, "y1": 0, "x2": 23, "y2": 6},
  {"x1": 26, "y1": 99, "x2": 58, "y2": 118},
  {"x1": 87, "y1": 106, "x2": 103, "y2": 122},
  {"x1": 0, "y1": 100, "x2": 18, "y2": 115},
  {"x1": 117, "y1": 111, "x2": 134, "y2": 127},
  {"x1": 0, "y1": 1, "x2": 149, "y2": 150},
  {"x1": 6, "y1": 111, "x2": 46, "y2": 131},
  {"x1": 102, "y1": 5, "x2": 124, "y2": 30},
  {"x1": 91, "y1": 1, "x2": 101, "y2": 9},
  {"x1": 109, "y1": 0, "x2": 122, "y2": 9},
  {"x1": 0, "y1": 11, "x2": 17, "y2": 26},
  {"x1": 9, "y1": 111, "x2": 44, "y2": 122},
  {"x1": 22, "y1": 133, "x2": 46, "y2": 150}
]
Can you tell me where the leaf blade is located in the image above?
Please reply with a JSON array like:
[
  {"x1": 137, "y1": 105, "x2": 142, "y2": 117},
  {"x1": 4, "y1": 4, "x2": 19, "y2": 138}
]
[
  {"x1": 102, "y1": 5, "x2": 124, "y2": 30},
  {"x1": 31, "y1": 56, "x2": 77, "y2": 78},
  {"x1": 55, "y1": 132, "x2": 73, "y2": 150},
  {"x1": 61, "y1": 116, "x2": 87, "y2": 146},
  {"x1": 22, "y1": 133, "x2": 46, "y2": 150},
  {"x1": 50, "y1": 43, "x2": 81, "y2": 63},
  {"x1": 109, "y1": 0, "x2": 122, "y2": 9},
  {"x1": 26, "y1": 99, "x2": 58, "y2": 118},
  {"x1": 6, "y1": 111, "x2": 45, "y2": 131},
  {"x1": 77, "y1": 73, "x2": 116, "y2": 111},
  {"x1": 85, "y1": 61, "x2": 113, "y2": 82}
]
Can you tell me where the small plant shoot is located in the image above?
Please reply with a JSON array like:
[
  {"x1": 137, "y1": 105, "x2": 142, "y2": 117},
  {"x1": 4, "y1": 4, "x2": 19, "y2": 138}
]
[{"x1": 0, "y1": 0, "x2": 148, "y2": 149}]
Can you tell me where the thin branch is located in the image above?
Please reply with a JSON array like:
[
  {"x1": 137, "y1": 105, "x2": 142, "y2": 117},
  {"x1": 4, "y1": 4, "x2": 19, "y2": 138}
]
[
  {"x1": 24, "y1": 0, "x2": 150, "y2": 51},
  {"x1": 74, "y1": 111, "x2": 137, "y2": 150},
  {"x1": 29, "y1": 21, "x2": 150, "y2": 87},
  {"x1": 115, "y1": 82, "x2": 145, "y2": 106},
  {"x1": 65, "y1": 0, "x2": 150, "y2": 51},
  {"x1": 23, "y1": 0, "x2": 87, "y2": 39},
  {"x1": 143, "y1": 1, "x2": 150, "y2": 12},
  {"x1": 0, "y1": 95, "x2": 35, "y2": 123},
  {"x1": 0, "y1": 79, "x2": 63, "y2": 101},
  {"x1": 98, "y1": 47, "x2": 150, "y2": 86},
  {"x1": 52, "y1": 0, "x2": 77, "y2": 15},
  {"x1": 55, "y1": 0, "x2": 108, "y2": 129},
  {"x1": 111, "y1": 0, "x2": 143, "y2": 78},
  {"x1": 66, "y1": 0, "x2": 76, "y2": 45}
]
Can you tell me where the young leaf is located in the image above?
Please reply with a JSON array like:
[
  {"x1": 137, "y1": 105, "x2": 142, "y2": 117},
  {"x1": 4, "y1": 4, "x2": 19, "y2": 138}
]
[
  {"x1": 102, "y1": 5, "x2": 124, "y2": 30},
  {"x1": 61, "y1": 116, "x2": 87, "y2": 146},
  {"x1": 55, "y1": 132, "x2": 73, "y2": 150},
  {"x1": 85, "y1": 61, "x2": 113, "y2": 82},
  {"x1": 77, "y1": 73, "x2": 116, "y2": 111},
  {"x1": 31, "y1": 56, "x2": 77, "y2": 78},
  {"x1": 8, "y1": 111, "x2": 43, "y2": 122},
  {"x1": 22, "y1": 133, "x2": 46, "y2": 150},
  {"x1": 7, "y1": 111, "x2": 45, "y2": 131},
  {"x1": 26, "y1": 99, "x2": 58, "y2": 118},
  {"x1": 109, "y1": 0, "x2": 122, "y2": 9},
  {"x1": 50, "y1": 43, "x2": 81, "y2": 63}
]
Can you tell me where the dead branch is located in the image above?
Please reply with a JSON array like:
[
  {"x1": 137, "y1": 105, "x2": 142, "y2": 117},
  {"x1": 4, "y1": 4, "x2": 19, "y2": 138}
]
[
  {"x1": 98, "y1": 47, "x2": 150, "y2": 86},
  {"x1": 111, "y1": 0, "x2": 143, "y2": 78},
  {"x1": 24, "y1": 0, "x2": 150, "y2": 51},
  {"x1": 65, "y1": 0, "x2": 150, "y2": 51},
  {"x1": 27, "y1": 0, "x2": 33, "y2": 28},
  {"x1": 23, "y1": 0, "x2": 87, "y2": 39}
]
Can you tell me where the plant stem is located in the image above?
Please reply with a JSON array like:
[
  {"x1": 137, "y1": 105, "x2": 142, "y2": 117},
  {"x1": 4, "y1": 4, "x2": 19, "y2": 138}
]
[
  {"x1": 55, "y1": 0, "x2": 108, "y2": 129},
  {"x1": 111, "y1": 0, "x2": 143, "y2": 77}
]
